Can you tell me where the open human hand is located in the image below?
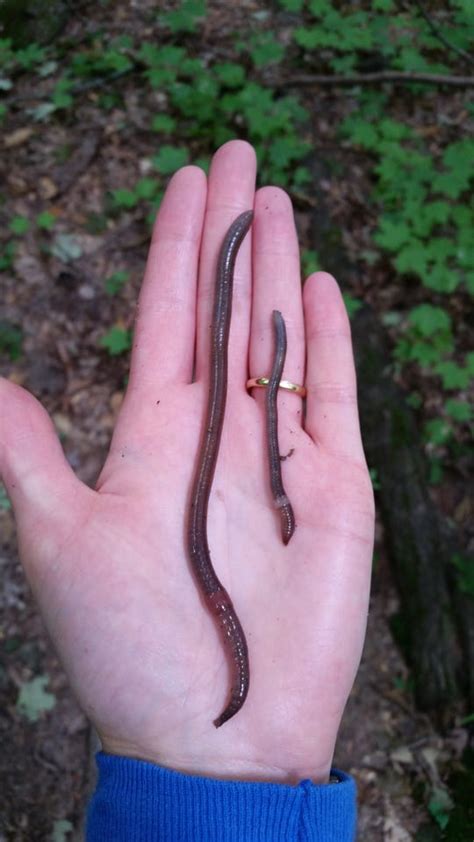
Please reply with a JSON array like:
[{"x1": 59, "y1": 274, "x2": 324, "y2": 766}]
[{"x1": 0, "y1": 140, "x2": 374, "y2": 785}]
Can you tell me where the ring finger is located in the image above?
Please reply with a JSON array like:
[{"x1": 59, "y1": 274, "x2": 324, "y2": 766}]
[{"x1": 248, "y1": 187, "x2": 305, "y2": 430}]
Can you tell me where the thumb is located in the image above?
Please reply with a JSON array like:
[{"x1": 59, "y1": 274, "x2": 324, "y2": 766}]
[{"x1": 0, "y1": 377, "x2": 90, "y2": 535}]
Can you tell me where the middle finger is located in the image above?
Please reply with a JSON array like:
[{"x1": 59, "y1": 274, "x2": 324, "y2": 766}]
[{"x1": 194, "y1": 140, "x2": 257, "y2": 385}]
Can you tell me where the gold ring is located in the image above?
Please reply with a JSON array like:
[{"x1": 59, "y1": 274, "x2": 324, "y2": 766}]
[{"x1": 246, "y1": 377, "x2": 307, "y2": 397}]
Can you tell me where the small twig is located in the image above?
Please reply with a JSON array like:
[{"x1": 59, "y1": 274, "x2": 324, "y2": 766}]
[
  {"x1": 413, "y1": 0, "x2": 474, "y2": 67},
  {"x1": 289, "y1": 190, "x2": 317, "y2": 209},
  {"x1": 70, "y1": 67, "x2": 135, "y2": 96},
  {"x1": 287, "y1": 70, "x2": 474, "y2": 88}
]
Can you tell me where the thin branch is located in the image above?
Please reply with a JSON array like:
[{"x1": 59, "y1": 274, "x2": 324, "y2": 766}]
[
  {"x1": 286, "y1": 71, "x2": 474, "y2": 88},
  {"x1": 70, "y1": 67, "x2": 134, "y2": 95},
  {"x1": 413, "y1": 0, "x2": 474, "y2": 67}
]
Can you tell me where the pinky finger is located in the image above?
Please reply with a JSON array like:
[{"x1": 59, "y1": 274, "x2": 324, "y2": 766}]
[{"x1": 303, "y1": 272, "x2": 365, "y2": 461}]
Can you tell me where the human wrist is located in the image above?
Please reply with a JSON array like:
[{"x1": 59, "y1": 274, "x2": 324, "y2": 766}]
[{"x1": 100, "y1": 735, "x2": 333, "y2": 785}]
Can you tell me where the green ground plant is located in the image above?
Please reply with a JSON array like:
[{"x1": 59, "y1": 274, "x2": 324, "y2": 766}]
[{"x1": 1, "y1": 3, "x2": 471, "y2": 457}]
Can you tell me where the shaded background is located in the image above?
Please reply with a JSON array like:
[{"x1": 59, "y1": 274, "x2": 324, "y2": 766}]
[{"x1": 0, "y1": 1, "x2": 472, "y2": 839}]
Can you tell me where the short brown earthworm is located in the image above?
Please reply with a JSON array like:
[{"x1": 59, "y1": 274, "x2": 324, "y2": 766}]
[
  {"x1": 266, "y1": 310, "x2": 296, "y2": 545},
  {"x1": 188, "y1": 210, "x2": 253, "y2": 728}
]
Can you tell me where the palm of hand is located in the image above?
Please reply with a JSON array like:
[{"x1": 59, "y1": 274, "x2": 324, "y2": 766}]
[{"x1": 16, "y1": 380, "x2": 372, "y2": 782}]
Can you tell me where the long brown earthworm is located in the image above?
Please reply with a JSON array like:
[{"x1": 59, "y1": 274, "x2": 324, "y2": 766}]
[
  {"x1": 266, "y1": 310, "x2": 296, "y2": 545},
  {"x1": 187, "y1": 210, "x2": 253, "y2": 728}
]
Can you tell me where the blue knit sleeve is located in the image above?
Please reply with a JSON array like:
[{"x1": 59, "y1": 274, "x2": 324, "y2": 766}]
[{"x1": 87, "y1": 752, "x2": 356, "y2": 841}]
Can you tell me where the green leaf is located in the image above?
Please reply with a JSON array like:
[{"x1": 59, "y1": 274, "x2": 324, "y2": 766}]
[
  {"x1": 445, "y1": 399, "x2": 471, "y2": 423},
  {"x1": 345, "y1": 119, "x2": 379, "y2": 150},
  {"x1": 0, "y1": 241, "x2": 16, "y2": 271},
  {"x1": 382, "y1": 311, "x2": 403, "y2": 327},
  {"x1": 406, "y1": 392, "x2": 422, "y2": 409},
  {"x1": 424, "y1": 419, "x2": 452, "y2": 446},
  {"x1": 163, "y1": 0, "x2": 206, "y2": 34},
  {"x1": 102, "y1": 49, "x2": 132, "y2": 73},
  {"x1": 17, "y1": 675, "x2": 56, "y2": 722},
  {"x1": 105, "y1": 270, "x2": 130, "y2": 296},
  {"x1": 151, "y1": 114, "x2": 176, "y2": 133},
  {"x1": 214, "y1": 62, "x2": 246, "y2": 88},
  {"x1": 100, "y1": 326, "x2": 132, "y2": 356},
  {"x1": 112, "y1": 188, "x2": 138, "y2": 209},
  {"x1": 360, "y1": 249, "x2": 379, "y2": 266},
  {"x1": 426, "y1": 237, "x2": 455, "y2": 263},
  {"x1": 379, "y1": 119, "x2": 412, "y2": 141},
  {"x1": 294, "y1": 26, "x2": 339, "y2": 50},
  {"x1": 135, "y1": 178, "x2": 159, "y2": 200},
  {"x1": 9, "y1": 216, "x2": 30, "y2": 235},
  {"x1": 301, "y1": 248, "x2": 320, "y2": 277},
  {"x1": 399, "y1": 338, "x2": 441, "y2": 367},
  {"x1": 343, "y1": 293, "x2": 362, "y2": 319},
  {"x1": 434, "y1": 361, "x2": 470, "y2": 390},
  {"x1": 51, "y1": 234, "x2": 83, "y2": 261},
  {"x1": 421, "y1": 200, "x2": 450, "y2": 227},
  {"x1": 396, "y1": 46, "x2": 431, "y2": 73},
  {"x1": 52, "y1": 78, "x2": 73, "y2": 109},
  {"x1": 428, "y1": 458, "x2": 444, "y2": 486},
  {"x1": 369, "y1": 467, "x2": 381, "y2": 490},
  {"x1": 308, "y1": 0, "x2": 332, "y2": 14},
  {"x1": 36, "y1": 211, "x2": 56, "y2": 230},
  {"x1": 331, "y1": 53, "x2": 357, "y2": 73},
  {"x1": 194, "y1": 156, "x2": 210, "y2": 173},
  {"x1": 268, "y1": 136, "x2": 307, "y2": 168},
  {"x1": 249, "y1": 35, "x2": 285, "y2": 67},
  {"x1": 443, "y1": 138, "x2": 474, "y2": 173},
  {"x1": 423, "y1": 263, "x2": 459, "y2": 294},
  {"x1": 292, "y1": 165, "x2": 311, "y2": 187},
  {"x1": 373, "y1": 219, "x2": 411, "y2": 251},
  {"x1": 30, "y1": 102, "x2": 57, "y2": 122},
  {"x1": 15, "y1": 43, "x2": 46, "y2": 69},
  {"x1": 51, "y1": 819, "x2": 74, "y2": 842},
  {"x1": 152, "y1": 146, "x2": 189, "y2": 174},
  {"x1": 0, "y1": 322, "x2": 23, "y2": 360},
  {"x1": 38, "y1": 59, "x2": 58, "y2": 77},
  {"x1": 394, "y1": 241, "x2": 427, "y2": 276},
  {"x1": 138, "y1": 44, "x2": 161, "y2": 66},
  {"x1": 158, "y1": 44, "x2": 187, "y2": 66},
  {"x1": 181, "y1": 57, "x2": 206, "y2": 78},
  {"x1": 450, "y1": 554, "x2": 474, "y2": 598},
  {"x1": 408, "y1": 305, "x2": 451, "y2": 337}
]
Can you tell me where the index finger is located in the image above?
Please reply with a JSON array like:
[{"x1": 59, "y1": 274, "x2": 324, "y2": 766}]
[{"x1": 127, "y1": 164, "x2": 207, "y2": 397}]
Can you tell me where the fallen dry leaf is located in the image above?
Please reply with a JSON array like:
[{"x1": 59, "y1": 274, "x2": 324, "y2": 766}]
[
  {"x1": 4, "y1": 127, "x2": 33, "y2": 148},
  {"x1": 38, "y1": 176, "x2": 59, "y2": 200}
]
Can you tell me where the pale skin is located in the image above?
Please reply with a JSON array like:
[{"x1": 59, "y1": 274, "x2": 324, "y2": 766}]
[{"x1": 0, "y1": 140, "x2": 374, "y2": 786}]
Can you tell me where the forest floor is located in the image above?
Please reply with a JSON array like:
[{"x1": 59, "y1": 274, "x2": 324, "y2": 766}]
[{"x1": 0, "y1": 2, "x2": 471, "y2": 840}]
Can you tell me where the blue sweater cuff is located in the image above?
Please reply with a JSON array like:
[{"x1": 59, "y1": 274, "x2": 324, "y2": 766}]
[{"x1": 87, "y1": 752, "x2": 356, "y2": 841}]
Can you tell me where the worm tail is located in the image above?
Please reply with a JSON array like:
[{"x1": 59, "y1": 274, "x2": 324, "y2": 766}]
[{"x1": 207, "y1": 588, "x2": 249, "y2": 728}]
